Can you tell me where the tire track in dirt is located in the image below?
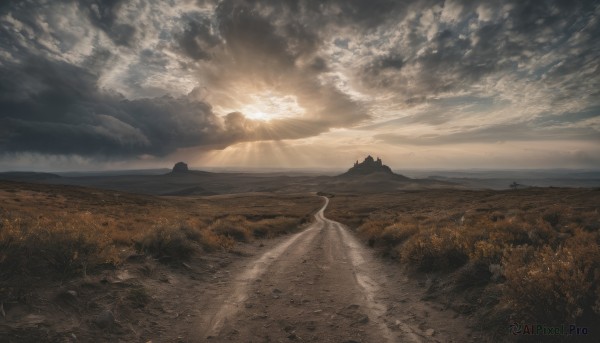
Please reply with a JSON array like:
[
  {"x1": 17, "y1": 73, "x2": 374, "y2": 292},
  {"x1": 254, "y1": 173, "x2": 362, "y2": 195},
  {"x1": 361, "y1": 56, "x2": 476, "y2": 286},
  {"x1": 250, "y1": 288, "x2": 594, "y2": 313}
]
[{"x1": 192, "y1": 197, "x2": 441, "y2": 342}]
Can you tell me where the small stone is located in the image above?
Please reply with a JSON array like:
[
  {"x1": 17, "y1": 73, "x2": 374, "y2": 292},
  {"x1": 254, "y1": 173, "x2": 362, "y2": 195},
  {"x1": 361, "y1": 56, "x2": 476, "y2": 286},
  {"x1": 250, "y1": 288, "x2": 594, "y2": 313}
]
[
  {"x1": 94, "y1": 310, "x2": 114, "y2": 329},
  {"x1": 425, "y1": 328, "x2": 435, "y2": 336},
  {"x1": 355, "y1": 315, "x2": 369, "y2": 324}
]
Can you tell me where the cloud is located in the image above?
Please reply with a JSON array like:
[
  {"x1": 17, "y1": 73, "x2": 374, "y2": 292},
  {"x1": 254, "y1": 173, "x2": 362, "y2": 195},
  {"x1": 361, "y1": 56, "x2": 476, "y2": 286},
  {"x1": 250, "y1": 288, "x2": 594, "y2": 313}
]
[
  {"x1": 375, "y1": 118, "x2": 600, "y2": 146},
  {"x1": 0, "y1": 54, "x2": 229, "y2": 157},
  {"x1": 176, "y1": 12, "x2": 221, "y2": 60},
  {"x1": 0, "y1": 0, "x2": 598, "y2": 168}
]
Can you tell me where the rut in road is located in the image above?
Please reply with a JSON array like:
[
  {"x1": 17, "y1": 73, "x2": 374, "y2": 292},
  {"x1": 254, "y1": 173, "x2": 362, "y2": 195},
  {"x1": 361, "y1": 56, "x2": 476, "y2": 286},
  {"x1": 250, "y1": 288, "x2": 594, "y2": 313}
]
[{"x1": 195, "y1": 197, "x2": 423, "y2": 342}]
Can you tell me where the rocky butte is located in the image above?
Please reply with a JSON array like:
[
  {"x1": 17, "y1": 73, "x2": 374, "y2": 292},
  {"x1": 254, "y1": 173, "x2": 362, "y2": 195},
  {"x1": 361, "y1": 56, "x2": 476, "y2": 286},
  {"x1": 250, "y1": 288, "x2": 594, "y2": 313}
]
[
  {"x1": 172, "y1": 161, "x2": 189, "y2": 173},
  {"x1": 341, "y1": 155, "x2": 393, "y2": 176}
]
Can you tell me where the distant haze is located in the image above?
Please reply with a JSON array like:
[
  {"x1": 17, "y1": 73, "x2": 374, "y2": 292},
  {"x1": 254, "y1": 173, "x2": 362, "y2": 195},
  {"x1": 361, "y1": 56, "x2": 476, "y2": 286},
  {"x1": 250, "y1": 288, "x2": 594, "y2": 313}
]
[{"x1": 0, "y1": 1, "x2": 599, "y2": 171}]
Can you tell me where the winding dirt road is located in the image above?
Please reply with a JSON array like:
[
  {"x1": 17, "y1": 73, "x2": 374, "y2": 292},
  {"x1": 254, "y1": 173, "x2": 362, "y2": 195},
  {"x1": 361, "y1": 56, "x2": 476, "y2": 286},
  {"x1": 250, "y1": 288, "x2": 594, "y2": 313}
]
[{"x1": 191, "y1": 197, "x2": 473, "y2": 342}]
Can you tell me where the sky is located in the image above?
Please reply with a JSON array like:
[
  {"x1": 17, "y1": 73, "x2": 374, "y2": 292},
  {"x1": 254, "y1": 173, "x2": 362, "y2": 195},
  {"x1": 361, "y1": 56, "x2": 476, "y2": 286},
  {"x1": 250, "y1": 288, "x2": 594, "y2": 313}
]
[{"x1": 0, "y1": 0, "x2": 599, "y2": 171}]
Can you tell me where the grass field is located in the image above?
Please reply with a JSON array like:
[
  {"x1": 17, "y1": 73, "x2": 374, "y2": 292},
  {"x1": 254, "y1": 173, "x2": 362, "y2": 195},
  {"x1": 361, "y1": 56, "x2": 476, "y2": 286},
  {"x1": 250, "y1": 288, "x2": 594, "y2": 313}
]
[
  {"x1": 0, "y1": 181, "x2": 322, "y2": 305},
  {"x1": 326, "y1": 188, "x2": 600, "y2": 337}
]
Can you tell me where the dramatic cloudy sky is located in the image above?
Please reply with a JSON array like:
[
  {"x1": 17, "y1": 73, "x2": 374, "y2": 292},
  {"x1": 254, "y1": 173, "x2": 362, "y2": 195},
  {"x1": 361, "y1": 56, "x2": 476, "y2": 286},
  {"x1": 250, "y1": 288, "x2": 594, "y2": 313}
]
[{"x1": 0, "y1": 0, "x2": 599, "y2": 171}]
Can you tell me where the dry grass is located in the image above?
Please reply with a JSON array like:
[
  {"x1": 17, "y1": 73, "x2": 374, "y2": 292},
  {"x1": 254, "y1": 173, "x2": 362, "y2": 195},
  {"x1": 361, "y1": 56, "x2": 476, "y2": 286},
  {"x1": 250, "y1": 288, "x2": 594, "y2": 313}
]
[
  {"x1": 0, "y1": 181, "x2": 321, "y2": 304},
  {"x1": 327, "y1": 188, "x2": 600, "y2": 335}
]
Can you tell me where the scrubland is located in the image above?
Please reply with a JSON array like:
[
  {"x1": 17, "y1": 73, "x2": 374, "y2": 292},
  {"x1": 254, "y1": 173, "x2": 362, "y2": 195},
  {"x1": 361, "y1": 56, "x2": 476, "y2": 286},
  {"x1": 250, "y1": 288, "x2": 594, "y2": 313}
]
[
  {"x1": 0, "y1": 181, "x2": 320, "y2": 310},
  {"x1": 326, "y1": 188, "x2": 600, "y2": 338}
]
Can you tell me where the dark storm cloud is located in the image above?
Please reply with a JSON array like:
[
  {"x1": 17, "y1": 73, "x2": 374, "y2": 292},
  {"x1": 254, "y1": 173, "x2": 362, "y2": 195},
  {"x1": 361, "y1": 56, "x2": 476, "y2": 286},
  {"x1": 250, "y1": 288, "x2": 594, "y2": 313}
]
[
  {"x1": 215, "y1": 0, "x2": 317, "y2": 66},
  {"x1": 77, "y1": 0, "x2": 137, "y2": 46},
  {"x1": 176, "y1": 13, "x2": 221, "y2": 61},
  {"x1": 0, "y1": 55, "x2": 230, "y2": 157}
]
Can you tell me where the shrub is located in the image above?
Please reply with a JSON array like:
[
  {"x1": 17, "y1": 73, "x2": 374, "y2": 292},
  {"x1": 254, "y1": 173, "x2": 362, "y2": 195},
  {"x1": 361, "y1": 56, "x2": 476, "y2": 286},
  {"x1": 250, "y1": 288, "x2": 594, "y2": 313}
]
[
  {"x1": 250, "y1": 216, "x2": 300, "y2": 238},
  {"x1": 379, "y1": 223, "x2": 419, "y2": 246},
  {"x1": 209, "y1": 216, "x2": 251, "y2": 242},
  {"x1": 400, "y1": 228, "x2": 468, "y2": 272},
  {"x1": 356, "y1": 219, "x2": 394, "y2": 246},
  {"x1": 198, "y1": 229, "x2": 235, "y2": 252},
  {"x1": 0, "y1": 215, "x2": 117, "y2": 279},
  {"x1": 135, "y1": 226, "x2": 196, "y2": 262},
  {"x1": 501, "y1": 232, "x2": 600, "y2": 323}
]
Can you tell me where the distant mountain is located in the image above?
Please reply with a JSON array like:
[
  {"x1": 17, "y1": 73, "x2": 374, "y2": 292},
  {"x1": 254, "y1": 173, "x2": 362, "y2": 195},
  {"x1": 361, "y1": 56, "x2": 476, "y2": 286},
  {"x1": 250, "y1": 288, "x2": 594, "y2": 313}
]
[{"x1": 339, "y1": 155, "x2": 409, "y2": 179}]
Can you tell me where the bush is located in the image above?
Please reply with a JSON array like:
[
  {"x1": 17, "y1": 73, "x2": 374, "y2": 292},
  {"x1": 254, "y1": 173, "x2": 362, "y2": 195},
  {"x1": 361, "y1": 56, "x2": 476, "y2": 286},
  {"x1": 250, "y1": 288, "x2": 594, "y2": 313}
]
[
  {"x1": 356, "y1": 219, "x2": 394, "y2": 246},
  {"x1": 379, "y1": 223, "x2": 419, "y2": 246},
  {"x1": 501, "y1": 235, "x2": 600, "y2": 323},
  {"x1": 400, "y1": 228, "x2": 468, "y2": 272},
  {"x1": 209, "y1": 216, "x2": 252, "y2": 242},
  {"x1": 0, "y1": 216, "x2": 117, "y2": 279},
  {"x1": 198, "y1": 229, "x2": 235, "y2": 252},
  {"x1": 135, "y1": 226, "x2": 196, "y2": 262},
  {"x1": 250, "y1": 216, "x2": 300, "y2": 238}
]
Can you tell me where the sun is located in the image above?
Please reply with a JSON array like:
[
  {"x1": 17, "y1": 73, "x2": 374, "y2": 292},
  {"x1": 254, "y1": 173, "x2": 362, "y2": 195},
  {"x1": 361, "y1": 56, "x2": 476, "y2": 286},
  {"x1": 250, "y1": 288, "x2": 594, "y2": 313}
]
[
  {"x1": 243, "y1": 109, "x2": 274, "y2": 121},
  {"x1": 239, "y1": 91, "x2": 305, "y2": 121}
]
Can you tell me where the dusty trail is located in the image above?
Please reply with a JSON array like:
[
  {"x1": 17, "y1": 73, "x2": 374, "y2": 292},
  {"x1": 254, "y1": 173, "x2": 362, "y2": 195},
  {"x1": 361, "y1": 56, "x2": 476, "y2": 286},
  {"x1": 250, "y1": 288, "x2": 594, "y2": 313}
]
[{"x1": 192, "y1": 197, "x2": 471, "y2": 342}]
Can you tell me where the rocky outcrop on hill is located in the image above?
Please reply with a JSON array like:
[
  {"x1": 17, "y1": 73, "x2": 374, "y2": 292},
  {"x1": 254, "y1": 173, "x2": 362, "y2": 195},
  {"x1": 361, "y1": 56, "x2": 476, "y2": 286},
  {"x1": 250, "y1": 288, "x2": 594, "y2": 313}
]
[
  {"x1": 340, "y1": 155, "x2": 395, "y2": 176},
  {"x1": 172, "y1": 162, "x2": 189, "y2": 173}
]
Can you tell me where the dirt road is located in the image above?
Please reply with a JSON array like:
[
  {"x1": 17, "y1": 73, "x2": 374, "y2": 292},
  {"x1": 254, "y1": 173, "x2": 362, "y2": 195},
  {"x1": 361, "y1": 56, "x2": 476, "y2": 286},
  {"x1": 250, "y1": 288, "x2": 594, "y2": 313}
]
[{"x1": 191, "y1": 197, "x2": 474, "y2": 342}]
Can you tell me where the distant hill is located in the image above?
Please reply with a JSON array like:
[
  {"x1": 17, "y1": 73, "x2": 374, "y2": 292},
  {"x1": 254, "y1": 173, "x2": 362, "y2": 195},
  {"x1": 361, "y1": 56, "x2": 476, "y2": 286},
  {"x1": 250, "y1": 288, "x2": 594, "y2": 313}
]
[
  {"x1": 172, "y1": 161, "x2": 189, "y2": 173},
  {"x1": 167, "y1": 162, "x2": 214, "y2": 176},
  {"x1": 339, "y1": 155, "x2": 409, "y2": 180},
  {"x1": 0, "y1": 171, "x2": 61, "y2": 182}
]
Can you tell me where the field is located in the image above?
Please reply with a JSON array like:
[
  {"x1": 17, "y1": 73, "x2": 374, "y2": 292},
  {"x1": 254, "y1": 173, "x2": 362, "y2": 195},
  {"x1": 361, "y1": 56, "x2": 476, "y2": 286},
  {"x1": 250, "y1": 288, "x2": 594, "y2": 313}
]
[
  {"x1": 326, "y1": 188, "x2": 600, "y2": 339},
  {"x1": 0, "y1": 181, "x2": 322, "y2": 341},
  {"x1": 2, "y1": 179, "x2": 599, "y2": 341}
]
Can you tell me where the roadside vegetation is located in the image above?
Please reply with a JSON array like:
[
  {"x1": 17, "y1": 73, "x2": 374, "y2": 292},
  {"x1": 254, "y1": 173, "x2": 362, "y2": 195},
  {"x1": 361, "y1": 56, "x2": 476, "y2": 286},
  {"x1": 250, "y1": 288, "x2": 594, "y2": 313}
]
[
  {"x1": 326, "y1": 188, "x2": 600, "y2": 339},
  {"x1": 0, "y1": 181, "x2": 320, "y2": 305}
]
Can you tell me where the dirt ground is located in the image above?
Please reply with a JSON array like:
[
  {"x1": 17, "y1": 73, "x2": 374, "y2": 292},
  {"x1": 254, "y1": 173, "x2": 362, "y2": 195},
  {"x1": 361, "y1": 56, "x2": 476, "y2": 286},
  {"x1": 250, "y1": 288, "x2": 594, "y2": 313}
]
[{"x1": 189, "y1": 197, "x2": 479, "y2": 343}]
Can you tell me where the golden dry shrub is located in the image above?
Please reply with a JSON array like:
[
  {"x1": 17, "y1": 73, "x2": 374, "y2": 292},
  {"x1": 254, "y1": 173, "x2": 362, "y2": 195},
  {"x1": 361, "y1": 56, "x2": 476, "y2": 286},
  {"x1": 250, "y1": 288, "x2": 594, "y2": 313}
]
[
  {"x1": 0, "y1": 213, "x2": 118, "y2": 279},
  {"x1": 379, "y1": 223, "x2": 419, "y2": 246},
  {"x1": 197, "y1": 229, "x2": 235, "y2": 252},
  {"x1": 249, "y1": 216, "x2": 300, "y2": 238},
  {"x1": 356, "y1": 219, "x2": 394, "y2": 246},
  {"x1": 501, "y1": 230, "x2": 600, "y2": 323},
  {"x1": 400, "y1": 227, "x2": 468, "y2": 272},
  {"x1": 135, "y1": 225, "x2": 196, "y2": 262},
  {"x1": 209, "y1": 215, "x2": 252, "y2": 242}
]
